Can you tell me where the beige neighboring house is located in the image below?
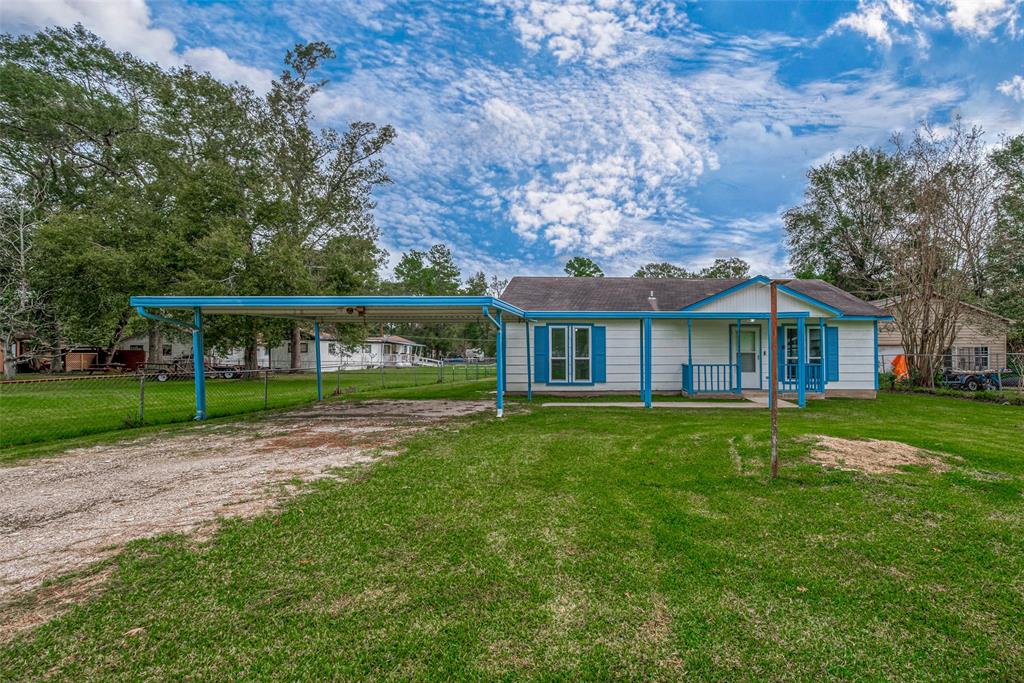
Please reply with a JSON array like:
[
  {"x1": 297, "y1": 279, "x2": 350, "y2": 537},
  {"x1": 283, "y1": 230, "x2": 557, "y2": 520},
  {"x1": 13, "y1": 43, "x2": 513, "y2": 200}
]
[{"x1": 873, "y1": 297, "x2": 1013, "y2": 371}]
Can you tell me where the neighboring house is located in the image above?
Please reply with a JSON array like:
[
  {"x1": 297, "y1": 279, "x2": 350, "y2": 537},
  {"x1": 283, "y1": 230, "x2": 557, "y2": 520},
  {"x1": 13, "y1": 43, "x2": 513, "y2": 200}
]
[
  {"x1": 498, "y1": 276, "x2": 891, "y2": 399},
  {"x1": 334, "y1": 335, "x2": 429, "y2": 369},
  {"x1": 873, "y1": 297, "x2": 1012, "y2": 371},
  {"x1": 117, "y1": 332, "x2": 428, "y2": 370}
]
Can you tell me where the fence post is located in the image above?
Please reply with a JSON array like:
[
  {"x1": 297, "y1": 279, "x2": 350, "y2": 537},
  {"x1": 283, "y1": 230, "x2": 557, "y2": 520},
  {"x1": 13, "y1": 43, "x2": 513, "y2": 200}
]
[
  {"x1": 139, "y1": 372, "x2": 145, "y2": 424},
  {"x1": 263, "y1": 369, "x2": 269, "y2": 409}
]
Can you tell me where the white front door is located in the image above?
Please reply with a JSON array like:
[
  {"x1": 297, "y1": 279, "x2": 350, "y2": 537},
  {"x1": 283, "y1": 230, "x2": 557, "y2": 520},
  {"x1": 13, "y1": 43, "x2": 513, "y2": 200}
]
[{"x1": 737, "y1": 328, "x2": 760, "y2": 389}]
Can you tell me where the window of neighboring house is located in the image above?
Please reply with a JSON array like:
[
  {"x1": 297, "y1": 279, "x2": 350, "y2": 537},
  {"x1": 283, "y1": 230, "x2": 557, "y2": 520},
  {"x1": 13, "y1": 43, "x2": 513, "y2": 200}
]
[
  {"x1": 942, "y1": 348, "x2": 953, "y2": 370},
  {"x1": 973, "y1": 346, "x2": 989, "y2": 370},
  {"x1": 162, "y1": 344, "x2": 172, "y2": 357},
  {"x1": 129, "y1": 344, "x2": 144, "y2": 351},
  {"x1": 956, "y1": 347, "x2": 971, "y2": 371},
  {"x1": 362, "y1": 344, "x2": 371, "y2": 354},
  {"x1": 328, "y1": 342, "x2": 338, "y2": 355},
  {"x1": 301, "y1": 343, "x2": 309, "y2": 353},
  {"x1": 287, "y1": 343, "x2": 292, "y2": 353}
]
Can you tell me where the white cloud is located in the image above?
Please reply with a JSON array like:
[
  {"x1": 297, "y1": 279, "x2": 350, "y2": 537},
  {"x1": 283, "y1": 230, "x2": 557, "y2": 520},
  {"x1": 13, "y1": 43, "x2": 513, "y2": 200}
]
[
  {"x1": 827, "y1": 0, "x2": 922, "y2": 48},
  {"x1": 944, "y1": 0, "x2": 1022, "y2": 37},
  {"x1": 0, "y1": 0, "x2": 275, "y2": 92},
  {"x1": 997, "y1": 74, "x2": 1024, "y2": 100},
  {"x1": 496, "y1": 0, "x2": 686, "y2": 65},
  {"x1": 834, "y1": 3, "x2": 896, "y2": 47},
  {"x1": 827, "y1": 0, "x2": 1023, "y2": 46}
]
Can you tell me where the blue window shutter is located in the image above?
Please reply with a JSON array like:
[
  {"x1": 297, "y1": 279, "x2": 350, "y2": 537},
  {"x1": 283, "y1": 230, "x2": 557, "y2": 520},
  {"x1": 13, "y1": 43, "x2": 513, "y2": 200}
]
[
  {"x1": 534, "y1": 325, "x2": 548, "y2": 383},
  {"x1": 825, "y1": 326, "x2": 840, "y2": 382},
  {"x1": 593, "y1": 326, "x2": 606, "y2": 383}
]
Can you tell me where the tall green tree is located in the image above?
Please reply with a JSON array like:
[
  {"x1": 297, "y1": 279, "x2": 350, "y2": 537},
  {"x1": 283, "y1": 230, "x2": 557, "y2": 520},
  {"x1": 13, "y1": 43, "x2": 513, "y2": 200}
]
[
  {"x1": 564, "y1": 256, "x2": 604, "y2": 277},
  {"x1": 988, "y1": 134, "x2": 1024, "y2": 351},
  {"x1": 699, "y1": 258, "x2": 750, "y2": 279},
  {"x1": 392, "y1": 245, "x2": 462, "y2": 295},
  {"x1": 783, "y1": 147, "x2": 910, "y2": 300},
  {"x1": 0, "y1": 27, "x2": 197, "y2": 355},
  {"x1": 633, "y1": 262, "x2": 691, "y2": 278}
]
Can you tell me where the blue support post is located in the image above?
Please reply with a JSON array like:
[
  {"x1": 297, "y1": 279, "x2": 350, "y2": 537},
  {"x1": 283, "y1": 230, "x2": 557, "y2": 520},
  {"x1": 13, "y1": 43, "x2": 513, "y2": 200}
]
[
  {"x1": 314, "y1": 319, "x2": 323, "y2": 401},
  {"x1": 192, "y1": 308, "x2": 207, "y2": 420},
  {"x1": 873, "y1": 320, "x2": 879, "y2": 392},
  {"x1": 643, "y1": 317, "x2": 653, "y2": 408},
  {"x1": 482, "y1": 307, "x2": 505, "y2": 417},
  {"x1": 639, "y1": 320, "x2": 645, "y2": 401},
  {"x1": 797, "y1": 316, "x2": 806, "y2": 408},
  {"x1": 496, "y1": 312, "x2": 505, "y2": 417},
  {"x1": 525, "y1": 319, "x2": 532, "y2": 401},
  {"x1": 735, "y1": 319, "x2": 742, "y2": 395},
  {"x1": 686, "y1": 318, "x2": 693, "y2": 396}
]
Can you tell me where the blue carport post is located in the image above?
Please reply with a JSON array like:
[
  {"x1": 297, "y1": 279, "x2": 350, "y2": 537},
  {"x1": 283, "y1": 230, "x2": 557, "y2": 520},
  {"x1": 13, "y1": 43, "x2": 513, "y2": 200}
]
[
  {"x1": 482, "y1": 307, "x2": 504, "y2": 417},
  {"x1": 192, "y1": 307, "x2": 207, "y2": 420},
  {"x1": 643, "y1": 317, "x2": 653, "y2": 408},
  {"x1": 314, "y1": 318, "x2": 323, "y2": 401},
  {"x1": 797, "y1": 316, "x2": 807, "y2": 408}
]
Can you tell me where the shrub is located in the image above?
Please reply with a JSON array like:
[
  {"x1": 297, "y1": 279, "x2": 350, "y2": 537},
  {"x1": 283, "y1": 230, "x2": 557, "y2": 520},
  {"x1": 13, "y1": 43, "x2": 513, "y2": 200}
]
[{"x1": 883, "y1": 385, "x2": 1024, "y2": 406}]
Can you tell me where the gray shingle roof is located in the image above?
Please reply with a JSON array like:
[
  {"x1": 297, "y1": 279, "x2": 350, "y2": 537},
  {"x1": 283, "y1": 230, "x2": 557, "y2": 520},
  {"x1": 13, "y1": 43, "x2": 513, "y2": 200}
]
[
  {"x1": 500, "y1": 276, "x2": 887, "y2": 317},
  {"x1": 783, "y1": 279, "x2": 888, "y2": 317}
]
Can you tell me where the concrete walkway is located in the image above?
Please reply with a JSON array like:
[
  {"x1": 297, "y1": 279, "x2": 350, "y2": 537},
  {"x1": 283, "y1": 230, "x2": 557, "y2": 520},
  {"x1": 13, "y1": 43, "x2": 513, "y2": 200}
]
[{"x1": 541, "y1": 397, "x2": 797, "y2": 409}]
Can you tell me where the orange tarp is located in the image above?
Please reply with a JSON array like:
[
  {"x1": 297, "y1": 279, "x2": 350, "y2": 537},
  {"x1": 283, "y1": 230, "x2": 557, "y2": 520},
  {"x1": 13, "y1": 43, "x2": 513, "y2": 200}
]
[{"x1": 890, "y1": 354, "x2": 909, "y2": 380}]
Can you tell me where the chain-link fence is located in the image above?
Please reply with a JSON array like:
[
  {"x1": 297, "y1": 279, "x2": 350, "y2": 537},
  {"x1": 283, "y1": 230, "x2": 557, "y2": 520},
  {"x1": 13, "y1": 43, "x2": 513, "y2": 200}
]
[{"x1": 0, "y1": 361, "x2": 496, "y2": 449}]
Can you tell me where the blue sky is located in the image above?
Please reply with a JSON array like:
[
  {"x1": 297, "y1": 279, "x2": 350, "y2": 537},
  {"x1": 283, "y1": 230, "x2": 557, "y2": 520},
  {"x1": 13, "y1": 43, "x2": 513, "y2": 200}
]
[{"x1": 4, "y1": 1, "x2": 1023, "y2": 279}]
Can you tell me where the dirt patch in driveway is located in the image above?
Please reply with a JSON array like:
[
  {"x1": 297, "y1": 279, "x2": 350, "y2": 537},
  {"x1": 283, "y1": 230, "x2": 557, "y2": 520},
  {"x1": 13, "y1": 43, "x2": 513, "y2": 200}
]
[
  {"x1": 0, "y1": 399, "x2": 491, "y2": 635},
  {"x1": 806, "y1": 435, "x2": 951, "y2": 474}
]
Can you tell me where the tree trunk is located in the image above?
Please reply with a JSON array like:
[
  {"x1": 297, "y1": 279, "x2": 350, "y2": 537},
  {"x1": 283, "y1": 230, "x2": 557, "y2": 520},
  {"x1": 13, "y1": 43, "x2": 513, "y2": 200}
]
[
  {"x1": 245, "y1": 338, "x2": 259, "y2": 371},
  {"x1": 50, "y1": 341, "x2": 64, "y2": 373},
  {"x1": 290, "y1": 325, "x2": 302, "y2": 372},
  {"x1": 147, "y1": 323, "x2": 161, "y2": 366},
  {"x1": 2, "y1": 338, "x2": 16, "y2": 380}
]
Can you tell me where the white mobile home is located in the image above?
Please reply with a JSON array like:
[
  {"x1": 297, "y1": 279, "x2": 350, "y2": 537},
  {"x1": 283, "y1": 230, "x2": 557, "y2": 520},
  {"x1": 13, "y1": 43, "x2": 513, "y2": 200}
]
[
  {"x1": 498, "y1": 276, "x2": 890, "y2": 401},
  {"x1": 117, "y1": 332, "x2": 426, "y2": 370}
]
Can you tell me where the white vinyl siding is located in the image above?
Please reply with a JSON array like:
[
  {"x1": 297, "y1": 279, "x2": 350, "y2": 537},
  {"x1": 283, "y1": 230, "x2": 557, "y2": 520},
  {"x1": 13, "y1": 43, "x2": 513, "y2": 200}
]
[{"x1": 504, "y1": 317, "x2": 878, "y2": 394}]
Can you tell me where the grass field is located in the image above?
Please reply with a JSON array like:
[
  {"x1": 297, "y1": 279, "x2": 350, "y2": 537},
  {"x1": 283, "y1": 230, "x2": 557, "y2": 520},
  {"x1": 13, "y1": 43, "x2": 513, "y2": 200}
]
[
  {"x1": 0, "y1": 364, "x2": 494, "y2": 448},
  {"x1": 2, "y1": 391, "x2": 1021, "y2": 680}
]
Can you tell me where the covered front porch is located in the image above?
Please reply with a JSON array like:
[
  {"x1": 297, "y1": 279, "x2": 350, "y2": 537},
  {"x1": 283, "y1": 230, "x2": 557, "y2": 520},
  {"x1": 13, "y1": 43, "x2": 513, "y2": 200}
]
[{"x1": 675, "y1": 314, "x2": 834, "y2": 408}]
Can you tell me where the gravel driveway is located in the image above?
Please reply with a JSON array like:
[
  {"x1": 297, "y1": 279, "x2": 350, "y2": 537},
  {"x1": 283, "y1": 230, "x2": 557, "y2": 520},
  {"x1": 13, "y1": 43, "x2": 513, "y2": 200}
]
[{"x1": 0, "y1": 400, "x2": 491, "y2": 604}]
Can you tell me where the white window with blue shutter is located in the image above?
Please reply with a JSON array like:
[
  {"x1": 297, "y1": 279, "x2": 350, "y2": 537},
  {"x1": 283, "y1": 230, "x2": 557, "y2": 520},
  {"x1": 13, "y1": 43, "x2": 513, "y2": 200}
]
[{"x1": 534, "y1": 324, "x2": 605, "y2": 385}]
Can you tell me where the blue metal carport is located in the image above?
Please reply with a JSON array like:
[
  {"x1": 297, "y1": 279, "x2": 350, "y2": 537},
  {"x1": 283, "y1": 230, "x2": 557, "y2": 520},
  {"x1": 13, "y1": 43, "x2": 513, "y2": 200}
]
[{"x1": 130, "y1": 295, "x2": 529, "y2": 419}]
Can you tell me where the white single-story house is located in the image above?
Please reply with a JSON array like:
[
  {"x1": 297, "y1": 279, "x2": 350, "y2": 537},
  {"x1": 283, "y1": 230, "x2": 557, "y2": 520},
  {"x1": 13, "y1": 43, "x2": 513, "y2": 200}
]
[
  {"x1": 129, "y1": 279, "x2": 891, "y2": 419},
  {"x1": 337, "y1": 335, "x2": 429, "y2": 368},
  {"x1": 497, "y1": 276, "x2": 891, "y2": 401}
]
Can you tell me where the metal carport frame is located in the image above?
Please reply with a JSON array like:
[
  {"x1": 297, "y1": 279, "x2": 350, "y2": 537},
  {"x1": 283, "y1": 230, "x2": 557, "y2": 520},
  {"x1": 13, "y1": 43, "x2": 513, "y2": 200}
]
[{"x1": 130, "y1": 295, "x2": 529, "y2": 420}]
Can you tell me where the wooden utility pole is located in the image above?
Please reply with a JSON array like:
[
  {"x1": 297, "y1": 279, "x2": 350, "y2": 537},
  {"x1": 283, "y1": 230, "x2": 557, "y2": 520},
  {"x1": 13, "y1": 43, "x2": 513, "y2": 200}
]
[{"x1": 770, "y1": 280, "x2": 779, "y2": 478}]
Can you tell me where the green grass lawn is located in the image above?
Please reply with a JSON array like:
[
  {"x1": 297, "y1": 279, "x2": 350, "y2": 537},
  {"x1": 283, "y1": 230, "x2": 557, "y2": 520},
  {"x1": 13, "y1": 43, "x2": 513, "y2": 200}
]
[
  {"x1": 2, "y1": 392, "x2": 1022, "y2": 680},
  {"x1": 0, "y1": 365, "x2": 494, "y2": 448}
]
